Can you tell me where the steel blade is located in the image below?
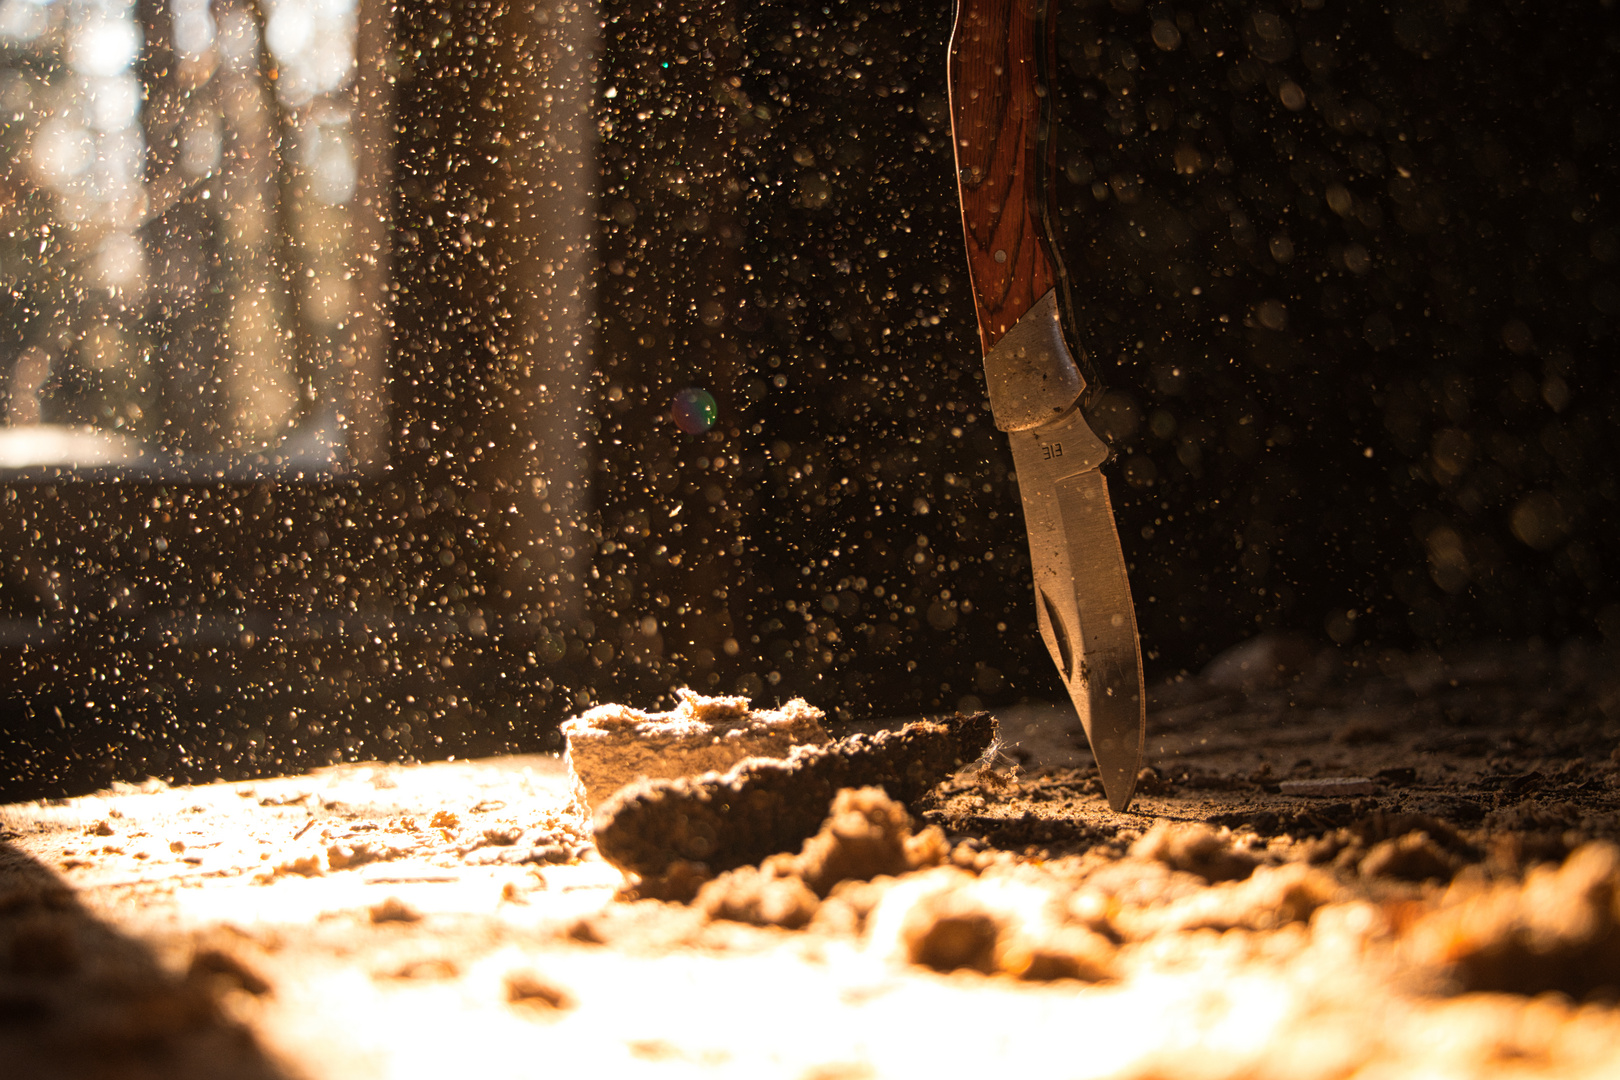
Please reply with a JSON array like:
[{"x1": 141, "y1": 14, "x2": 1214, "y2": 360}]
[{"x1": 1006, "y1": 408, "x2": 1145, "y2": 811}]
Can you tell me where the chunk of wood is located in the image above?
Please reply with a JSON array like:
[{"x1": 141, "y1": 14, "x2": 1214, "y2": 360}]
[
  {"x1": 561, "y1": 690, "x2": 829, "y2": 812},
  {"x1": 591, "y1": 712, "x2": 996, "y2": 884},
  {"x1": 1279, "y1": 776, "x2": 1376, "y2": 797}
]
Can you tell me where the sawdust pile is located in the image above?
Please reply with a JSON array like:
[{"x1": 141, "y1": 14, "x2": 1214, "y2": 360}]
[
  {"x1": 3, "y1": 764, "x2": 1620, "y2": 1080},
  {"x1": 0, "y1": 868, "x2": 282, "y2": 1078},
  {"x1": 1405, "y1": 841, "x2": 1620, "y2": 996},
  {"x1": 691, "y1": 786, "x2": 951, "y2": 929},
  {"x1": 4, "y1": 640, "x2": 1620, "y2": 1079},
  {"x1": 590, "y1": 710, "x2": 993, "y2": 894},
  {"x1": 248, "y1": 799, "x2": 592, "y2": 882},
  {"x1": 681, "y1": 790, "x2": 1620, "y2": 1004}
]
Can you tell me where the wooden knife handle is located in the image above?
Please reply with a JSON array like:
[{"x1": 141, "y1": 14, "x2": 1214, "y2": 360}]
[{"x1": 949, "y1": 0, "x2": 1060, "y2": 356}]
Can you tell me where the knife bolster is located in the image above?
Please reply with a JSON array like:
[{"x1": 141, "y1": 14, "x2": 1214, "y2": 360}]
[{"x1": 983, "y1": 289, "x2": 1087, "y2": 432}]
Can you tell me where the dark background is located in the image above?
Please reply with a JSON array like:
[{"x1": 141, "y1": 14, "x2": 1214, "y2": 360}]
[
  {"x1": 688, "y1": 0, "x2": 1619, "y2": 713},
  {"x1": 2, "y1": 0, "x2": 1616, "y2": 799}
]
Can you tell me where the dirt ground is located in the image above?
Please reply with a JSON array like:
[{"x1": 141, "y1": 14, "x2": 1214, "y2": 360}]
[{"x1": 3, "y1": 635, "x2": 1620, "y2": 1079}]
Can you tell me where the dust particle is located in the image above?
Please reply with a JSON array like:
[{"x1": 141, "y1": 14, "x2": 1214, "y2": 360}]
[
  {"x1": 505, "y1": 970, "x2": 574, "y2": 1011},
  {"x1": 368, "y1": 897, "x2": 421, "y2": 924}
]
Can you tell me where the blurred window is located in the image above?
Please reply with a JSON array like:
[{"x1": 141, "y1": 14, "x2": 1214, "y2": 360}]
[{"x1": 0, "y1": 0, "x2": 387, "y2": 478}]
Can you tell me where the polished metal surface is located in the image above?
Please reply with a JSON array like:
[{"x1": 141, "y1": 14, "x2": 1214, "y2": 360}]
[
  {"x1": 982, "y1": 290, "x2": 1087, "y2": 433},
  {"x1": 1005, "y1": 405, "x2": 1146, "y2": 812}
]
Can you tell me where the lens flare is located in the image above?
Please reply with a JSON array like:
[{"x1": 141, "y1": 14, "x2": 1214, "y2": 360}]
[{"x1": 671, "y1": 387, "x2": 718, "y2": 434}]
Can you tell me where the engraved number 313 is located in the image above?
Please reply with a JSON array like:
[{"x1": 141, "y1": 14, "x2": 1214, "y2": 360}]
[{"x1": 1041, "y1": 442, "x2": 1064, "y2": 461}]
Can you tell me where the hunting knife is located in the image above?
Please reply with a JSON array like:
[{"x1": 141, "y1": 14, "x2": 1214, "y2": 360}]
[{"x1": 948, "y1": 0, "x2": 1145, "y2": 811}]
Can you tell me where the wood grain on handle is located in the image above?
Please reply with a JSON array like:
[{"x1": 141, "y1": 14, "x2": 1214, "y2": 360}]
[{"x1": 949, "y1": 0, "x2": 1058, "y2": 355}]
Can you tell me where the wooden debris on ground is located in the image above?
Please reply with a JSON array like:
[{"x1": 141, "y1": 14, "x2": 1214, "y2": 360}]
[{"x1": 590, "y1": 711, "x2": 997, "y2": 895}]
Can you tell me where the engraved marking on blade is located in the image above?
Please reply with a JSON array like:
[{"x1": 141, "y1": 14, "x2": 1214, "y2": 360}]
[
  {"x1": 1039, "y1": 587, "x2": 1075, "y2": 681},
  {"x1": 1035, "y1": 420, "x2": 1103, "y2": 478}
]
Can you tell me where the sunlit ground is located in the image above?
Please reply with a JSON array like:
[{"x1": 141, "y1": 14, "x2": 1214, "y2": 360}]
[{"x1": 5, "y1": 693, "x2": 1620, "y2": 1080}]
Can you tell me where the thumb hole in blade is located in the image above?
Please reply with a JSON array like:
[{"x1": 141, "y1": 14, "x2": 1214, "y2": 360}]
[{"x1": 1038, "y1": 587, "x2": 1076, "y2": 683}]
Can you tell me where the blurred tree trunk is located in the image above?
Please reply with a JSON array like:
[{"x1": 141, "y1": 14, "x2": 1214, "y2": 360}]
[{"x1": 138, "y1": 0, "x2": 229, "y2": 452}]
